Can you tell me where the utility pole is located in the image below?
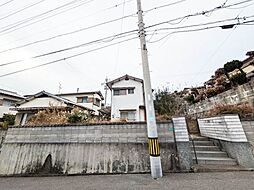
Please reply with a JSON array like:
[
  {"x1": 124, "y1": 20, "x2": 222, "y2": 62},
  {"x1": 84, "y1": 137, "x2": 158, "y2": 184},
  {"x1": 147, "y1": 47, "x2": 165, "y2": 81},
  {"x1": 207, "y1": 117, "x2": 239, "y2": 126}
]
[
  {"x1": 136, "y1": 0, "x2": 162, "y2": 179},
  {"x1": 101, "y1": 77, "x2": 109, "y2": 107}
]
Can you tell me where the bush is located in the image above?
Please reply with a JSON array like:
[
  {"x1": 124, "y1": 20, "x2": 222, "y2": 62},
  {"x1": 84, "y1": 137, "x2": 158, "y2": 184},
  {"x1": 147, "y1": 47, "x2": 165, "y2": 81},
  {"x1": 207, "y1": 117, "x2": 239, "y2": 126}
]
[
  {"x1": 224, "y1": 60, "x2": 243, "y2": 73},
  {"x1": 2, "y1": 114, "x2": 15, "y2": 125},
  {"x1": 67, "y1": 108, "x2": 90, "y2": 123},
  {"x1": 205, "y1": 88, "x2": 217, "y2": 98},
  {"x1": 230, "y1": 72, "x2": 247, "y2": 85},
  {"x1": 208, "y1": 103, "x2": 254, "y2": 118},
  {"x1": 0, "y1": 121, "x2": 8, "y2": 130},
  {"x1": 185, "y1": 94, "x2": 195, "y2": 104}
]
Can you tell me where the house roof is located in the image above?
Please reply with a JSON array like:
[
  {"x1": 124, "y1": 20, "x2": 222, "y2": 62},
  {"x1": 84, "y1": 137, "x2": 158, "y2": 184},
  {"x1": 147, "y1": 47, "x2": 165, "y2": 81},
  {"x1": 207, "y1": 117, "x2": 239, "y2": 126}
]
[
  {"x1": 15, "y1": 91, "x2": 93, "y2": 112},
  {"x1": 241, "y1": 54, "x2": 254, "y2": 69},
  {"x1": 56, "y1": 91, "x2": 104, "y2": 100},
  {"x1": 0, "y1": 88, "x2": 24, "y2": 99},
  {"x1": 106, "y1": 74, "x2": 143, "y2": 90}
]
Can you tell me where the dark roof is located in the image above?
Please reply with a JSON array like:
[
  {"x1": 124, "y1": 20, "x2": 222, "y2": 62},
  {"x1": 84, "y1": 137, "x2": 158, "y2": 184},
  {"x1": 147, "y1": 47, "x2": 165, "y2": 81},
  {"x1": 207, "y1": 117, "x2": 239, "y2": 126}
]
[
  {"x1": 246, "y1": 51, "x2": 254, "y2": 57},
  {"x1": 106, "y1": 74, "x2": 143, "y2": 90},
  {"x1": 56, "y1": 91, "x2": 104, "y2": 100},
  {"x1": 16, "y1": 91, "x2": 93, "y2": 112},
  {"x1": 0, "y1": 88, "x2": 24, "y2": 99}
]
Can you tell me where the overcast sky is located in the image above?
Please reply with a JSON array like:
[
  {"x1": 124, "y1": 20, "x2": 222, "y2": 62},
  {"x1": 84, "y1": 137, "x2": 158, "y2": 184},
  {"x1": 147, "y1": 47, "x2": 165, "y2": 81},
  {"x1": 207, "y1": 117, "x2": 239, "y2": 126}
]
[{"x1": 0, "y1": 0, "x2": 253, "y2": 99}]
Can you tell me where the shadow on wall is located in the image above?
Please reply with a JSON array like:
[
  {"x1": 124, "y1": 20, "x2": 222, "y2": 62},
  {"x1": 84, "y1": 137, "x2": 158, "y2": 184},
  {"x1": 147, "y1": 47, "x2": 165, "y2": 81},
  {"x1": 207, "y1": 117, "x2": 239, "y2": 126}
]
[{"x1": 25, "y1": 154, "x2": 64, "y2": 175}]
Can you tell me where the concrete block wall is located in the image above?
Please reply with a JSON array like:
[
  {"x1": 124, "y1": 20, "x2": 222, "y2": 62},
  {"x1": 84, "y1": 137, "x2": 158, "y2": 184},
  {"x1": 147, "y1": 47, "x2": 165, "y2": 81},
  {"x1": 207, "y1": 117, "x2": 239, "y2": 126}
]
[
  {"x1": 187, "y1": 80, "x2": 254, "y2": 115},
  {"x1": 172, "y1": 118, "x2": 192, "y2": 171},
  {"x1": 0, "y1": 130, "x2": 6, "y2": 150},
  {"x1": 198, "y1": 115, "x2": 247, "y2": 142},
  {"x1": 0, "y1": 122, "x2": 176, "y2": 176},
  {"x1": 198, "y1": 115, "x2": 254, "y2": 168}
]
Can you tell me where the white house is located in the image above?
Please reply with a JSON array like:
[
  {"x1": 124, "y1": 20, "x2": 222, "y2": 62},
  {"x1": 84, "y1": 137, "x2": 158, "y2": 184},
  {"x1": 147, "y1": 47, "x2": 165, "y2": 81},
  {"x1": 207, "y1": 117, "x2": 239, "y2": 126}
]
[
  {"x1": 107, "y1": 74, "x2": 145, "y2": 122},
  {"x1": 0, "y1": 89, "x2": 24, "y2": 118},
  {"x1": 57, "y1": 91, "x2": 104, "y2": 115}
]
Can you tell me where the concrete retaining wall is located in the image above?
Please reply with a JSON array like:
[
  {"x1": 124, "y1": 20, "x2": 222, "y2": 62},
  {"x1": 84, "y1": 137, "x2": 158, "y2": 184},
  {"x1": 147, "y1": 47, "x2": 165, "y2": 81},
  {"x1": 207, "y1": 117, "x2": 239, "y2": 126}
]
[
  {"x1": 198, "y1": 115, "x2": 247, "y2": 142},
  {"x1": 198, "y1": 115, "x2": 254, "y2": 168},
  {"x1": 0, "y1": 122, "x2": 179, "y2": 176},
  {"x1": 0, "y1": 130, "x2": 6, "y2": 150},
  {"x1": 187, "y1": 80, "x2": 254, "y2": 115}
]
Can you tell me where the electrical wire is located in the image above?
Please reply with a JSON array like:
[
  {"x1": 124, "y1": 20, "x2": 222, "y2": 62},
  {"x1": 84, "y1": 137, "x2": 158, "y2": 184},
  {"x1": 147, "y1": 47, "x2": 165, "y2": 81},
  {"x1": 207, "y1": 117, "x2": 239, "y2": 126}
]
[
  {"x1": 0, "y1": 29, "x2": 138, "y2": 67},
  {"x1": 0, "y1": 37, "x2": 138, "y2": 78},
  {"x1": 0, "y1": 0, "x2": 93, "y2": 34},
  {"x1": 0, "y1": 0, "x2": 135, "y2": 51},
  {"x1": 0, "y1": 0, "x2": 15, "y2": 8},
  {"x1": 0, "y1": 12, "x2": 137, "y2": 53},
  {"x1": 0, "y1": 0, "x2": 47, "y2": 22},
  {"x1": 144, "y1": 0, "x2": 187, "y2": 13},
  {"x1": 145, "y1": 0, "x2": 254, "y2": 29}
]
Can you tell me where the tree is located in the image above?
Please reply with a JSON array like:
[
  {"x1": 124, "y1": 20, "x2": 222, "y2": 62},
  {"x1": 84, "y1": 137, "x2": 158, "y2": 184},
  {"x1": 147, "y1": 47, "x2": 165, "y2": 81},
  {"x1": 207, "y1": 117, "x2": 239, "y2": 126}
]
[
  {"x1": 224, "y1": 60, "x2": 243, "y2": 73},
  {"x1": 154, "y1": 89, "x2": 183, "y2": 120}
]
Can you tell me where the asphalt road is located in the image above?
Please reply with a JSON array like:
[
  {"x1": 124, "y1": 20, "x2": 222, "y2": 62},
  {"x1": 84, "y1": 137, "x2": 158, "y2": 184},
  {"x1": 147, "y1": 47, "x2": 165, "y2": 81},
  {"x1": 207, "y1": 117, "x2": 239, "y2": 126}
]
[{"x1": 0, "y1": 172, "x2": 254, "y2": 190}]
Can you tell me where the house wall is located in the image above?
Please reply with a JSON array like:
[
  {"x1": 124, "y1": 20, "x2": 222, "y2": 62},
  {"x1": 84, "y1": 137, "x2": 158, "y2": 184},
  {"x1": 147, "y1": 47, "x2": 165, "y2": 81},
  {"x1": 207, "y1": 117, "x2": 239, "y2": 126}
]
[
  {"x1": 111, "y1": 79, "x2": 144, "y2": 121},
  {"x1": 187, "y1": 80, "x2": 254, "y2": 116},
  {"x1": 0, "y1": 94, "x2": 23, "y2": 118},
  {"x1": 60, "y1": 93, "x2": 102, "y2": 115},
  {"x1": 243, "y1": 65, "x2": 254, "y2": 74},
  {"x1": 18, "y1": 97, "x2": 67, "y2": 108}
]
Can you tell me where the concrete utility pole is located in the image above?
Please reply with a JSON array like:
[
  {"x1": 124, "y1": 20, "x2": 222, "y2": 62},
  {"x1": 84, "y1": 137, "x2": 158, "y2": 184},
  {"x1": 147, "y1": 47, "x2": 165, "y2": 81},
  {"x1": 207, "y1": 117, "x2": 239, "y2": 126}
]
[{"x1": 136, "y1": 0, "x2": 163, "y2": 179}]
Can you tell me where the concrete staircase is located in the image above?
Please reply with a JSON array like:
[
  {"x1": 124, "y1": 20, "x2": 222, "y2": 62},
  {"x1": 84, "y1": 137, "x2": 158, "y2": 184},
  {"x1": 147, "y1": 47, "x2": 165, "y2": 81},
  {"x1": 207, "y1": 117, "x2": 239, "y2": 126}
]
[{"x1": 190, "y1": 136, "x2": 237, "y2": 166}]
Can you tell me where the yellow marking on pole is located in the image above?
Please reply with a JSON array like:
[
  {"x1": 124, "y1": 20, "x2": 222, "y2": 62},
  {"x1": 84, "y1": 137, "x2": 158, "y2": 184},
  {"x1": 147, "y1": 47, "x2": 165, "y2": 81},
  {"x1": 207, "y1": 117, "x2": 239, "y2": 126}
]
[{"x1": 148, "y1": 138, "x2": 160, "y2": 157}]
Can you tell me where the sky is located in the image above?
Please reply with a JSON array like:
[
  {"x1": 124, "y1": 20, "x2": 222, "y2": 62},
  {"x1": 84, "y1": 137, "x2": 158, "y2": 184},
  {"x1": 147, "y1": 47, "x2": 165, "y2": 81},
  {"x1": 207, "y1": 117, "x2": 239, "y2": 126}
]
[{"x1": 0, "y1": 0, "x2": 253, "y2": 100}]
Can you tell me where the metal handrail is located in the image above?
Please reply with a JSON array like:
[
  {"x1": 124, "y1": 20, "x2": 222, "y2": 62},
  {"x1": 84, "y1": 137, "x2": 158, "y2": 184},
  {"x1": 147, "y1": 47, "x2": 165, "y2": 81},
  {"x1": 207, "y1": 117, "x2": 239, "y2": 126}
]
[{"x1": 189, "y1": 135, "x2": 198, "y2": 164}]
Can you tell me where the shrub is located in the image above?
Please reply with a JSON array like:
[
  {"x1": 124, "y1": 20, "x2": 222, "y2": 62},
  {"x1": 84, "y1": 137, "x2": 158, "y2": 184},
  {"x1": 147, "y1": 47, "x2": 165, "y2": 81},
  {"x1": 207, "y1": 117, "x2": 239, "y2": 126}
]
[
  {"x1": 230, "y1": 72, "x2": 247, "y2": 85},
  {"x1": 185, "y1": 94, "x2": 195, "y2": 104},
  {"x1": 205, "y1": 88, "x2": 217, "y2": 98},
  {"x1": 67, "y1": 108, "x2": 90, "y2": 123},
  {"x1": 208, "y1": 103, "x2": 254, "y2": 118}
]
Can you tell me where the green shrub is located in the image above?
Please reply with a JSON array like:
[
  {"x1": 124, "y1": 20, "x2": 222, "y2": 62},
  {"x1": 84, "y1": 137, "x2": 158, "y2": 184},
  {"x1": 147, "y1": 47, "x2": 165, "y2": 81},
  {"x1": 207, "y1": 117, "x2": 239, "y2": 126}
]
[
  {"x1": 230, "y1": 72, "x2": 247, "y2": 85},
  {"x1": 0, "y1": 121, "x2": 9, "y2": 130},
  {"x1": 185, "y1": 94, "x2": 195, "y2": 104},
  {"x1": 2, "y1": 114, "x2": 15, "y2": 125}
]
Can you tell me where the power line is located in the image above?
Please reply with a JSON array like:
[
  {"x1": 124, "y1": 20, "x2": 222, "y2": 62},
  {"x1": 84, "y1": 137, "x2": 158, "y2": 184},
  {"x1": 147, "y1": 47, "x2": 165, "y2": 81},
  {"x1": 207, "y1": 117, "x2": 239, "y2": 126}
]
[
  {"x1": 0, "y1": 37, "x2": 138, "y2": 78},
  {"x1": 0, "y1": 12, "x2": 137, "y2": 53},
  {"x1": 0, "y1": 0, "x2": 135, "y2": 52},
  {"x1": 1, "y1": 14, "x2": 253, "y2": 67},
  {"x1": 147, "y1": 19, "x2": 254, "y2": 43},
  {"x1": 145, "y1": 0, "x2": 254, "y2": 29},
  {"x1": 0, "y1": 0, "x2": 47, "y2": 22},
  {"x1": 0, "y1": 0, "x2": 15, "y2": 8},
  {"x1": 0, "y1": 0, "x2": 93, "y2": 34},
  {"x1": 144, "y1": 0, "x2": 187, "y2": 13},
  {"x1": 0, "y1": 0, "x2": 252, "y2": 54},
  {"x1": 0, "y1": 29, "x2": 138, "y2": 67}
]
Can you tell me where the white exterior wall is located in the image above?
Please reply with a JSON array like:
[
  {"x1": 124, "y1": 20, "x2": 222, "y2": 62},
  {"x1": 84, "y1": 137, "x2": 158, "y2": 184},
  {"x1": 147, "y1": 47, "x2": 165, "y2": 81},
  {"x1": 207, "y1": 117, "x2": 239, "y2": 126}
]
[
  {"x1": 18, "y1": 97, "x2": 67, "y2": 108},
  {"x1": 0, "y1": 95, "x2": 23, "y2": 118},
  {"x1": 60, "y1": 93, "x2": 102, "y2": 115},
  {"x1": 111, "y1": 79, "x2": 145, "y2": 121}
]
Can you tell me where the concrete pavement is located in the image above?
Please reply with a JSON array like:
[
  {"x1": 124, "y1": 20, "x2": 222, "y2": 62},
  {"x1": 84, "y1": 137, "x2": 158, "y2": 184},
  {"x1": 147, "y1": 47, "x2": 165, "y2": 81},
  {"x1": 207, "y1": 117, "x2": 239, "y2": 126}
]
[{"x1": 0, "y1": 172, "x2": 254, "y2": 190}]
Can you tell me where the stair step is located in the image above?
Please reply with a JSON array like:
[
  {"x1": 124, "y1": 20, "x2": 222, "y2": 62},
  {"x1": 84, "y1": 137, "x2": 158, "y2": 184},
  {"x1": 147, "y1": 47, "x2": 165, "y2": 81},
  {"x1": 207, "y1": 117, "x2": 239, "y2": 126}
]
[
  {"x1": 191, "y1": 146, "x2": 220, "y2": 151},
  {"x1": 191, "y1": 141, "x2": 214, "y2": 146},
  {"x1": 194, "y1": 157, "x2": 237, "y2": 166},
  {"x1": 190, "y1": 136, "x2": 209, "y2": 141},
  {"x1": 192, "y1": 151, "x2": 228, "y2": 158}
]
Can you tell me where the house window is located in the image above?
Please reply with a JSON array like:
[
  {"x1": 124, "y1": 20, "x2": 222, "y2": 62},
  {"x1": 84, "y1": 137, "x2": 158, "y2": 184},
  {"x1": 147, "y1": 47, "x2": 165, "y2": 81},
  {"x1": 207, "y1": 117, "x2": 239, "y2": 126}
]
[
  {"x1": 113, "y1": 89, "x2": 126, "y2": 96},
  {"x1": 128, "y1": 89, "x2": 134, "y2": 94},
  {"x1": 77, "y1": 96, "x2": 88, "y2": 103},
  {"x1": 120, "y1": 111, "x2": 136, "y2": 121}
]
